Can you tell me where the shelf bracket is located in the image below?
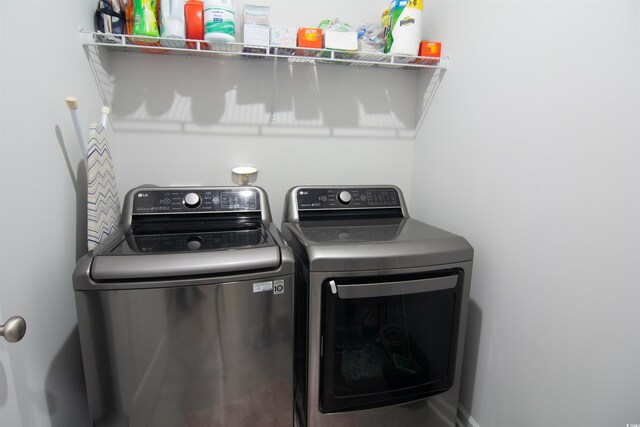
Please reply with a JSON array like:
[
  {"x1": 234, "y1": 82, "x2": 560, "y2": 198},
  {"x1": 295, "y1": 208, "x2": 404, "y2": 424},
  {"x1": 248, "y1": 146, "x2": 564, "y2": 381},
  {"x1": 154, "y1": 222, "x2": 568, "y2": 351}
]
[{"x1": 270, "y1": 48, "x2": 278, "y2": 124}]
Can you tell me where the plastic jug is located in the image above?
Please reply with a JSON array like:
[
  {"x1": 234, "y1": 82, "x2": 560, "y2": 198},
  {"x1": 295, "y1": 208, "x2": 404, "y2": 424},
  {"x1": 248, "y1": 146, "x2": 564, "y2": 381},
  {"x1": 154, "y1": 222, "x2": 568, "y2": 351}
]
[
  {"x1": 184, "y1": 0, "x2": 204, "y2": 48},
  {"x1": 160, "y1": 0, "x2": 186, "y2": 46},
  {"x1": 132, "y1": 0, "x2": 160, "y2": 37},
  {"x1": 203, "y1": 0, "x2": 236, "y2": 42}
]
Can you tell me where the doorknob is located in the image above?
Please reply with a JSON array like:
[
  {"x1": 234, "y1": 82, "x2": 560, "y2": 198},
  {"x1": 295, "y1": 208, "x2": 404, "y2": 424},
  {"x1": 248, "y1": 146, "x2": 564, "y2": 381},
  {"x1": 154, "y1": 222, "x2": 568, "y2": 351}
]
[{"x1": 0, "y1": 316, "x2": 26, "y2": 343}]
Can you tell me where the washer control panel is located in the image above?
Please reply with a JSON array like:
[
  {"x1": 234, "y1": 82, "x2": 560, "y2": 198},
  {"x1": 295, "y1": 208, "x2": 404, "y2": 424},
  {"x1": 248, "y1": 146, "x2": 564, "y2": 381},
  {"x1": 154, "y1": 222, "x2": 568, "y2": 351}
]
[
  {"x1": 132, "y1": 188, "x2": 261, "y2": 214},
  {"x1": 296, "y1": 187, "x2": 400, "y2": 210}
]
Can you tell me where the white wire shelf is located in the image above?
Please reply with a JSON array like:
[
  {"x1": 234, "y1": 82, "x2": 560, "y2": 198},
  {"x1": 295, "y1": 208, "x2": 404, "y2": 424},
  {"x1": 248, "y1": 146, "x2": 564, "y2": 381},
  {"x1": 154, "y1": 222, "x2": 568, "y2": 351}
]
[{"x1": 81, "y1": 30, "x2": 448, "y2": 70}]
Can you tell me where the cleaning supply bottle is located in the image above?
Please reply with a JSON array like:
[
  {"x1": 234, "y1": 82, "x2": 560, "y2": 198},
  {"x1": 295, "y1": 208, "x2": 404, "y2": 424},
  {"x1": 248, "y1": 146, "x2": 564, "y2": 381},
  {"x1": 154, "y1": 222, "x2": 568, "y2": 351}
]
[
  {"x1": 184, "y1": 0, "x2": 204, "y2": 48},
  {"x1": 203, "y1": 0, "x2": 236, "y2": 42},
  {"x1": 132, "y1": 0, "x2": 160, "y2": 37},
  {"x1": 160, "y1": 0, "x2": 186, "y2": 46},
  {"x1": 125, "y1": 0, "x2": 134, "y2": 34},
  {"x1": 386, "y1": 0, "x2": 423, "y2": 56}
]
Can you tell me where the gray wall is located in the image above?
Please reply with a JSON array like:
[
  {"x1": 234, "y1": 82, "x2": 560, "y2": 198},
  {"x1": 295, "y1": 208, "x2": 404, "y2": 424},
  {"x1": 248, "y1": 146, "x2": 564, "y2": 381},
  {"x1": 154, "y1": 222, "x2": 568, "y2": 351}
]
[{"x1": 411, "y1": 2, "x2": 640, "y2": 426}]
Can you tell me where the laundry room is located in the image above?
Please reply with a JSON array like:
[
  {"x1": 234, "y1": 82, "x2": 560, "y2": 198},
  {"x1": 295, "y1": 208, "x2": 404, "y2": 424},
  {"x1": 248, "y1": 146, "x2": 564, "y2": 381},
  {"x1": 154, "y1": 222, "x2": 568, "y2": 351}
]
[{"x1": 0, "y1": 1, "x2": 639, "y2": 427}]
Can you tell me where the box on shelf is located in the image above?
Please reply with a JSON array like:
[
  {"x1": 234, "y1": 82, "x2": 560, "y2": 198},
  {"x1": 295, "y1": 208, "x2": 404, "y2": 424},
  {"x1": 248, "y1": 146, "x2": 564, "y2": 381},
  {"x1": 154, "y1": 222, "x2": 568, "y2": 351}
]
[
  {"x1": 243, "y1": 4, "x2": 270, "y2": 26},
  {"x1": 244, "y1": 24, "x2": 270, "y2": 46},
  {"x1": 418, "y1": 41, "x2": 441, "y2": 57},
  {"x1": 297, "y1": 28, "x2": 323, "y2": 49},
  {"x1": 242, "y1": 4, "x2": 270, "y2": 53},
  {"x1": 325, "y1": 31, "x2": 357, "y2": 51},
  {"x1": 270, "y1": 26, "x2": 297, "y2": 55}
]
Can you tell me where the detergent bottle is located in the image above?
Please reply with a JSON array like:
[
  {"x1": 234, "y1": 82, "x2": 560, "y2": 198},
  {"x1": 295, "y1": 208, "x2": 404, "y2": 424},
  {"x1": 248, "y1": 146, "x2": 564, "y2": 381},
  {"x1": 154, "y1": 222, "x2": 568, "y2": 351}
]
[
  {"x1": 160, "y1": 0, "x2": 186, "y2": 46},
  {"x1": 132, "y1": 0, "x2": 160, "y2": 37}
]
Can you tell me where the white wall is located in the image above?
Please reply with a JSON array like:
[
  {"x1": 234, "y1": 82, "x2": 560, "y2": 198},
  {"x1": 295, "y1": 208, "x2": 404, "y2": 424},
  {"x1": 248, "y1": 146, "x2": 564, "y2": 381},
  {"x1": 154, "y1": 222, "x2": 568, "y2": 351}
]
[
  {"x1": 102, "y1": 0, "x2": 420, "y2": 224},
  {"x1": 412, "y1": 2, "x2": 640, "y2": 426},
  {"x1": 4, "y1": 1, "x2": 638, "y2": 426},
  {"x1": 0, "y1": 1, "x2": 415, "y2": 426},
  {"x1": 1, "y1": 1, "x2": 99, "y2": 426},
  {"x1": 103, "y1": 52, "x2": 417, "y2": 224}
]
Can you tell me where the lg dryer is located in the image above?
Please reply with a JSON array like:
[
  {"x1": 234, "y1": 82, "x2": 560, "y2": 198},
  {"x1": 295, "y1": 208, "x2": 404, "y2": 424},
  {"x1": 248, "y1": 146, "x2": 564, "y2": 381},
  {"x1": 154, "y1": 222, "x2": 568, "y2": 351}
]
[
  {"x1": 74, "y1": 186, "x2": 294, "y2": 427},
  {"x1": 281, "y1": 185, "x2": 474, "y2": 427}
]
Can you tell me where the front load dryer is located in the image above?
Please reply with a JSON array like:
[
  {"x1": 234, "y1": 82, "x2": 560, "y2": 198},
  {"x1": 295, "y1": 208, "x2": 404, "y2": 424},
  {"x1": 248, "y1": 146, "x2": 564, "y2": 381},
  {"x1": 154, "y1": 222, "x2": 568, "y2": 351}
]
[
  {"x1": 281, "y1": 185, "x2": 473, "y2": 427},
  {"x1": 74, "y1": 186, "x2": 294, "y2": 427}
]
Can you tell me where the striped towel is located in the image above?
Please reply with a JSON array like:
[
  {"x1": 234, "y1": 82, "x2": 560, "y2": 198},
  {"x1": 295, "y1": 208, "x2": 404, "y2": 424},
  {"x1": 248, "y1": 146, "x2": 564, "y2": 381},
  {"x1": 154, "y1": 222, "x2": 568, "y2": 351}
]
[{"x1": 86, "y1": 123, "x2": 121, "y2": 251}]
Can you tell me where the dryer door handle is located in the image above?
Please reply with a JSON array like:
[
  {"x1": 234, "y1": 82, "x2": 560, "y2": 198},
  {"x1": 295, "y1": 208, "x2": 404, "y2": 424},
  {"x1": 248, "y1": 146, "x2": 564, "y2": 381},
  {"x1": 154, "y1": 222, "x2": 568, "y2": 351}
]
[{"x1": 335, "y1": 275, "x2": 457, "y2": 299}]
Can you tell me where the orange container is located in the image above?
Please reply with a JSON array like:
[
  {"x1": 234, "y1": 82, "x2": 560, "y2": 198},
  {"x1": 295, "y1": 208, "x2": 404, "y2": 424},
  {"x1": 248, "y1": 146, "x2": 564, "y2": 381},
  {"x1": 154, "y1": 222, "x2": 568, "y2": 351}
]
[
  {"x1": 418, "y1": 41, "x2": 442, "y2": 57},
  {"x1": 185, "y1": 0, "x2": 204, "y2": 48},
  {"x1": 297, "y1": 28, "x2": 323, "y2": 49}
]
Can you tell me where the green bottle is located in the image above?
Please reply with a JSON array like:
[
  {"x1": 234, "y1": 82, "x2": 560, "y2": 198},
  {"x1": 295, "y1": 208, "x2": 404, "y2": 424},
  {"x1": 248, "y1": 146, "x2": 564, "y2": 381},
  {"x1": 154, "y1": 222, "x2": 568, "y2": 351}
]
[{"x1": 133, "y1": 0, "x2": 160, "y2": 37}]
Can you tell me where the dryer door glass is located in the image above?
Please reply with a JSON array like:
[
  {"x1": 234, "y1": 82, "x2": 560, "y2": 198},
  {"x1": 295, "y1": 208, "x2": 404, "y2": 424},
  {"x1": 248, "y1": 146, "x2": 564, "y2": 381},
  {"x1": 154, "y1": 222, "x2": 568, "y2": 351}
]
[{"x1": 319, "y1": 270, "x2": 463, "y2": 413}]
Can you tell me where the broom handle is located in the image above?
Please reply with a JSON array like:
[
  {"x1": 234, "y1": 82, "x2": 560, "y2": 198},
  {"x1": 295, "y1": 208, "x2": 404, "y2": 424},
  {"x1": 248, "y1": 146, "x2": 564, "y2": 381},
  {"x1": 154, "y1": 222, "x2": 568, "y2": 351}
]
[{"x1": 64, "y1": 96, "x2": 87, "y2": 159}]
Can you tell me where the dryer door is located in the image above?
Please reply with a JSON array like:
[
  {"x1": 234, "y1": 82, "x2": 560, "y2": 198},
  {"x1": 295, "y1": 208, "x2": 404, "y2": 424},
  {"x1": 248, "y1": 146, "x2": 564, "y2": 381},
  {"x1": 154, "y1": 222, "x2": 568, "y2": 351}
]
[{"x1": 319, "y1": 269, "x2": 464, "y2": 413}]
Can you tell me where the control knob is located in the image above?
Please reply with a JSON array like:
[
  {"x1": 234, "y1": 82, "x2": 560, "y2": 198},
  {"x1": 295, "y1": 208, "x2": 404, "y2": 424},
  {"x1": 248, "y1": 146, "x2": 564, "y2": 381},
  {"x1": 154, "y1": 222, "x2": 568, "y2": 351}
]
[
  {"x1": 183, "y1": 192, "x2": 201, "y2": 209},
  {"x1": 337, "y1": 191, "x2": 352, "y2": 205}
]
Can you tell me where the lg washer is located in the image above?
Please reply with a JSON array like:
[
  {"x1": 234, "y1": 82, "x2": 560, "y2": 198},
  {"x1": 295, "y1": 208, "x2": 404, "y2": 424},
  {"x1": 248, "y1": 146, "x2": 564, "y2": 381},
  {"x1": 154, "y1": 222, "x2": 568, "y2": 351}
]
[{"x1": 74, "y1": 186, "x2": 294, "y2": 427}]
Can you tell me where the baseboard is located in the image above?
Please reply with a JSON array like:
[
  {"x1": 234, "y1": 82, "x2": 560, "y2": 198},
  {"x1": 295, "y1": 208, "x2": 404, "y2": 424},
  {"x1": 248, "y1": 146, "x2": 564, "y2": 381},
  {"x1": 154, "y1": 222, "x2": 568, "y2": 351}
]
[{"x1": 456, "y1": 403, "x2": 481, "y2": 427}]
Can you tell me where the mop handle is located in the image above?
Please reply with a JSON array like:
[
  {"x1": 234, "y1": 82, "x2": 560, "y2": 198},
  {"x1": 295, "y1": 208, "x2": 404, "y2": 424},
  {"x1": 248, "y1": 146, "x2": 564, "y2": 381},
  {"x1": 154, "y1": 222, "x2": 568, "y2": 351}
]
[{"x1": 64, "y1": 97, "x2": 88, "y2": 158}]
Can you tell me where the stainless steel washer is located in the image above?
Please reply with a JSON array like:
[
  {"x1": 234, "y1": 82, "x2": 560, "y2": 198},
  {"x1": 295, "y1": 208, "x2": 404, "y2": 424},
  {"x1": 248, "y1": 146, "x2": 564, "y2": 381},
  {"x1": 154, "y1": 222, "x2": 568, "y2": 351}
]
[
  {"x1": 281, "y1": 185, "x2": 473, "y2": 427},
  {"x1": 74, "y1": 186, "x2": 294, "y2": 427}
]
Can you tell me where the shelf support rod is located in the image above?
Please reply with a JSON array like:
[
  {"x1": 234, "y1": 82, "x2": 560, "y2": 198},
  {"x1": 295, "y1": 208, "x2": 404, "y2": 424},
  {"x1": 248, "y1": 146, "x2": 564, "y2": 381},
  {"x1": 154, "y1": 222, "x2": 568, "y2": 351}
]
[{"x1": 270, "y1": 48, "x2": 278, "y2": 124}]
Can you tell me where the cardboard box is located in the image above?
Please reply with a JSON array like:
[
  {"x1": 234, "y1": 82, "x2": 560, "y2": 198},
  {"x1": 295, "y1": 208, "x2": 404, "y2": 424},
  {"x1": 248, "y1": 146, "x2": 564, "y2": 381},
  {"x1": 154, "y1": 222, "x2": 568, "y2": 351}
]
[
  {"x1": 419, "y1": 41, "x2": 442, "y2": 58},
  {"x1": 297, "y1": 28, "x2": 323, "y2": 49}
]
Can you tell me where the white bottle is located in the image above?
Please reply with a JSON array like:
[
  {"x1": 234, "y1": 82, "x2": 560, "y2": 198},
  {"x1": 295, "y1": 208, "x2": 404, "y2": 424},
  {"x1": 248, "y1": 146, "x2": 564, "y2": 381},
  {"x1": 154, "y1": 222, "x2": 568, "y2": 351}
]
[
  {"x1": 204, "y1": 0, "x2": 236, "y2": 42},
  {"x1": 160, "y1": 0, "x2": 186, "y2": 47}
]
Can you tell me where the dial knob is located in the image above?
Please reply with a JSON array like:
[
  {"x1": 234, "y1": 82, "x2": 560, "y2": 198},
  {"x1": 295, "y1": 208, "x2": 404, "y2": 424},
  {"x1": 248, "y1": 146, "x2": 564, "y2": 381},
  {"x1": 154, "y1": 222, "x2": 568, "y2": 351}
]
[
  {"x1": 186, "y1": 236, "x2": 203, "y2": 250},
  {"x1": 337, "y1": 191, "x2": 352, "y2": 205},
  {"x1": 183, "y1": 192, "x2": 201, "y2": 209}
]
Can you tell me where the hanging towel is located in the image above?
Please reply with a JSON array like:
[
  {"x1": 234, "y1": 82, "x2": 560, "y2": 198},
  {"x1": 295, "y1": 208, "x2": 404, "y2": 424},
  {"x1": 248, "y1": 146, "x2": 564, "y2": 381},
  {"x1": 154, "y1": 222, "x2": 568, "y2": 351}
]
[{"x1": 86, "y1": 122, "x2": 121, "y2": 251}]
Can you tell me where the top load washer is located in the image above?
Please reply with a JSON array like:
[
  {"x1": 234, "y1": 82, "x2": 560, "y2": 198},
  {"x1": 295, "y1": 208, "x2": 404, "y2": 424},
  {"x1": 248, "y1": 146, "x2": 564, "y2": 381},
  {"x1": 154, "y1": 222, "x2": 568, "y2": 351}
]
[
  {"x1": 74, "y1": 185, "x2": 294, "y2": 427},
  {"x1": 281, "y1": 185, "x2": 473, "y2": 427}
]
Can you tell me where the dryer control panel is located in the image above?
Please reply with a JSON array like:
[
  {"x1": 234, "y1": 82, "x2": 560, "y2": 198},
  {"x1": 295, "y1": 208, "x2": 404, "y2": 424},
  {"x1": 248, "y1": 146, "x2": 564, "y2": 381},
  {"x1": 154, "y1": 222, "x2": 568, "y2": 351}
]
[{"x1": 296, "y1": 187, "x2": 401, "y2": 210}]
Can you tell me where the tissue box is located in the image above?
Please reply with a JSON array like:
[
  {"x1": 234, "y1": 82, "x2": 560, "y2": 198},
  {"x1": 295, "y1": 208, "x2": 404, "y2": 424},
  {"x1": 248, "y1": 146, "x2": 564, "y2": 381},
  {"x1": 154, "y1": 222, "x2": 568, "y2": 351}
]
[
  {"x1": 271, "y1": 26, "x2": 297, "y2": 47},
  {"x1": 297, "y1": 28, "x2": 323, "y2": 49},
  {"x1": 244, "y1": 24, "x2": 270, "y2": 46},
  {"x1": 270, "y1": 26, "x2": 297, "y2": 55},
  {"x1": 324, "y1": 31, "x2": 358, "y2": 51}
]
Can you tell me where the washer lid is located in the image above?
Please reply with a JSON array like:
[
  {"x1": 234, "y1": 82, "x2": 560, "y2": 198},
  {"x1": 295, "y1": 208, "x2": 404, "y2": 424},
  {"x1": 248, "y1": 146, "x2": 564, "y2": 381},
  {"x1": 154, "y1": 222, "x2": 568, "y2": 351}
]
[
  {"x1": 283, "y1": 218, "x2": 473, "y2": 271},
  {"x1": 91, "y1": 245, "x2": 282, "y2": 280}
]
